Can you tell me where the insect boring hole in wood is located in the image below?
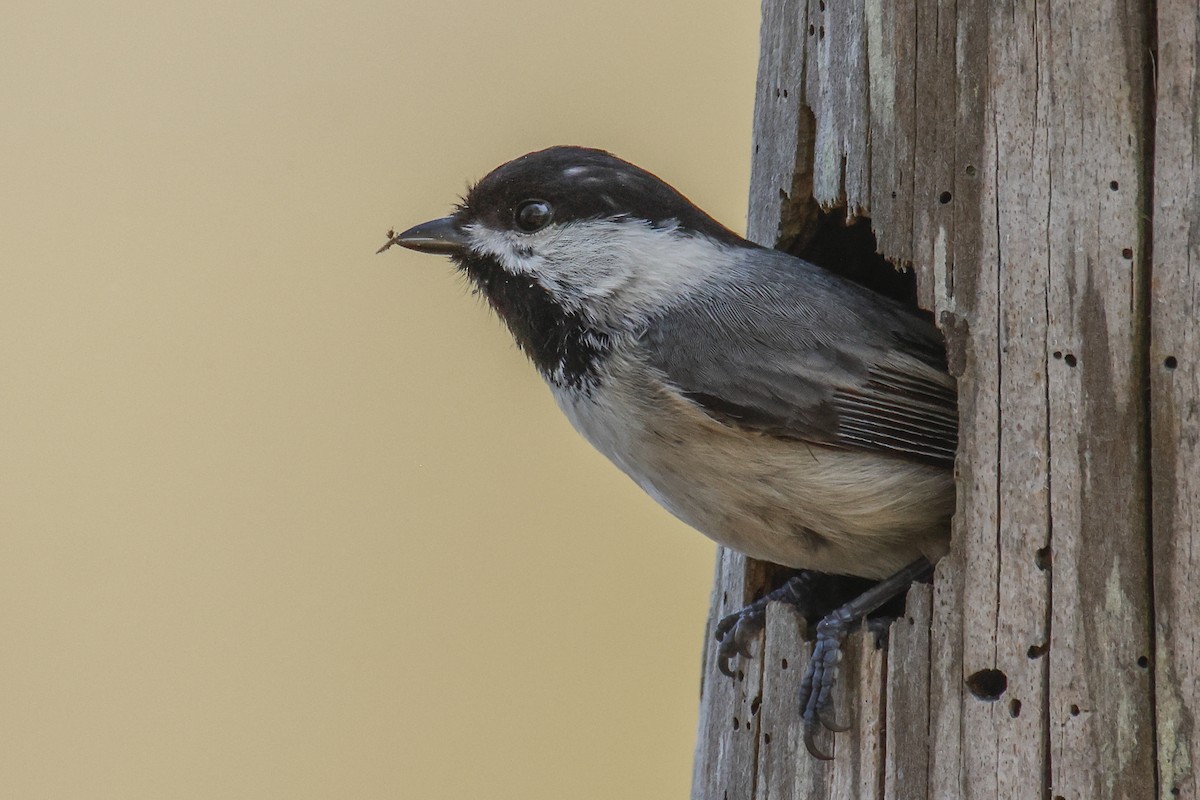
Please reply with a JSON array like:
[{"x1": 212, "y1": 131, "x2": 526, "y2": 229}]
[
  {"x1": 1035, "y1": 545, "x2": 1052, "y2": 571},
  {"x1": 965, "y1": 668, "x2": 1008, "y2": 701}
]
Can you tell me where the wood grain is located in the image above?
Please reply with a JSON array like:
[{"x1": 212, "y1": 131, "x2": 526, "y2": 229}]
[
  {"x1": 1151, "y1": 1, "x2": 1200, "y2": 797},
  {"x1": 753, "y1": 603, "x2": 826, "y2": 800},
  {"x1": 746, "y1": 0, "x2": 818, "y2": 250},
  {"x1": 696, "y1": 0, "x2": 1167, "y2": 797},
  {"x1": 884, "y1": 584, "x2": 931, "y2": 800},
  {"x1": 1041, "y1": 4, "x2": 1155, "y2": 796},
  {"x1": 693, "y1": 550, "x2": 780, "y2": 800}
]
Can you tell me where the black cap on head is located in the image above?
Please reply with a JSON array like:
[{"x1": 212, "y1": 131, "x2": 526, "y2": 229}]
[{"x1": 458, "y1": 146, "x2": 746, "y2": 246}]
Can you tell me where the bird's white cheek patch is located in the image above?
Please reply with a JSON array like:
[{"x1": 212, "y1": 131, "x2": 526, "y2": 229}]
[
  {"x1": 464, "y1": 219, "x2": 741, "y2": 324},
  {"x1": 465, "y1": 225, "x2": 543, "y2": 277},
  {"x1": 539, "y1": 220, "x2": 740, "y2": 315}
]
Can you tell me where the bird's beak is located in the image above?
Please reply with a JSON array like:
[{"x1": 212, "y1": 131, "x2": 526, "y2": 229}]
[{"x1": 376, "y1": 216, "x2": 468, "y2": 255}]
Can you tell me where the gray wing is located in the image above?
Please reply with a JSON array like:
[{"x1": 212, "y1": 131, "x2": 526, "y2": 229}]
[{"x1": 639, "y1": 249, "x2": 958, "y2": 468}]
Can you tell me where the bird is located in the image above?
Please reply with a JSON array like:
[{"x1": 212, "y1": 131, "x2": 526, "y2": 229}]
[{"x1": 378, "y1": 145, "x2": 957, "y2": 758}]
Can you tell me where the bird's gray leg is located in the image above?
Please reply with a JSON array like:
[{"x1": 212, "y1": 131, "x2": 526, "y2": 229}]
[
  {"x1": 799, "y1": 557, "x2": 933, "y2": 760},
  {"x1": 714, "y1": 572, "x2": 822, "y2": 678}
]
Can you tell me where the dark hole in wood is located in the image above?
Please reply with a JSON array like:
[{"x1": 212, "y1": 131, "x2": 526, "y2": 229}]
[
  {"x1": 966, "y1": 165, "x2": 977, "y2": 177},
  {"x1": 783, "y1": 89, "x2": 788, "y2": 98},
  {"x1": 781, "y1": 658, "x2": 789, "y2": 670},
  {"x1": 1122, "y1": 247, "x2": 1133, "y2": 259},
  {"x1": 1165, "y1": 356, "x2": 1178, "y2": 370},
  {"x1": 1110, "y1": 180, "x2": 1119, "y2": 190},
  {"x1": 939, "y1": 191, "x2": 952, "y2": 204},
  {"x1": 1138, "y1": 655, "x2": 1149, "y2": 668},
  {"x1": 1028, "y1": 642, "x2": 1049, "y2": 659},
  {"x1": 1052, "y1": 351, "x2": 1063, "y2": 359},
  {"x1": 819, "y1": 0, "x2": 825, "y2": 9},
  {"x1": 1070, "y1": 704, "x2": 1081, "y2": 716},
  {"x1": 965, "y1": 668, "x2": 1008, "y2": 701},
  {"x1": 1009, "y1": 698, "x2": 1022, "y2": 717},
  {"x1": 1035, "y1": 546, "x2": 1052, "y2": 571},
  {"x1": 819, "y1": 25, "x2": 825, "y2": 39},
  {"x1": 1172, "y1": 787, "x2": 1181, "y2": 796},
  {"x1": 790, "y1": 209, "x2": 920, "y2": 309},
  {"x1": 763, "y1": 732, "x2": 772, "y2": 744},
  {"x1": 872, "y1": 626, "x2": 889, "y2": 650},
  {"x1": 737, "y1": 669, "x2": 745, "y2": 682},
  {"x1": 1064, "y1": 353, "x2": 1078, "y2": 367},
  {"x1": 751, "y1": 695, "x2": 762, "y2": 716},
  {"x1": 808, "y1": 23, "x2": 815, "y2": 35},
  {"x1": 732, "y1": 716, "x2": 740, "y2": 730}
]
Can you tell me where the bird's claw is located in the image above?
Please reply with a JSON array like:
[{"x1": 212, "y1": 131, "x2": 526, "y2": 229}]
[
  {"x1": 803, "y1": 723, "x2": 835, "y2": 761},
  {"x1": 715, "y1": 586, "x2": 854, "y2": 758},
  {"x1": 714, "y1": 603, "x2": 769, "y2": 678},
  {"x1": 713, "y1": 561, "x2": 931, "y2": 760},
  {"x1": 797, "y1": 612, "x2": 852, "y2": 759},
  {"x1": 714, "y1": 573, "x2": 821, "y2": 679}
]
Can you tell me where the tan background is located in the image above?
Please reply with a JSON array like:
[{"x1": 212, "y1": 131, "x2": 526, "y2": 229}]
[{"x1": 1, "y1": 3, "x2": 759, "y2": 798}]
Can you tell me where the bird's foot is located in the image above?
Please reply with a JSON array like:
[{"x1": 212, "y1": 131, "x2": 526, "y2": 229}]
[
  {"x1": 714, "y1": 573, "x2": 820, "y2": 678},
  {"x1": 713, "y1": 559, "x2": 933, "y2": 759},
  {"x1": 793, "y1": 558, "x2": 934, "y2": 759},
  {"x1": 798, "y1": 609, "x2": 855, "y2": 759}
]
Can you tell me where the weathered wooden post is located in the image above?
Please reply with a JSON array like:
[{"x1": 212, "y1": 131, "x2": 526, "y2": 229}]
[{"x1": 693, "y1": 2, "x2": 1197, "y2": 797}]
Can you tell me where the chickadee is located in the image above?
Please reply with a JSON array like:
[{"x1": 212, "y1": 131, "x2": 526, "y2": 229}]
[{"x1": 379, "y1": 146, "x2": 956, "y2": 758}]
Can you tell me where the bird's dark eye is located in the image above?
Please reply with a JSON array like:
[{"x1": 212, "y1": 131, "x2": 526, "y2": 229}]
[{"x1": 514, "y1": 200, "x2": 553, "y2": 232}]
